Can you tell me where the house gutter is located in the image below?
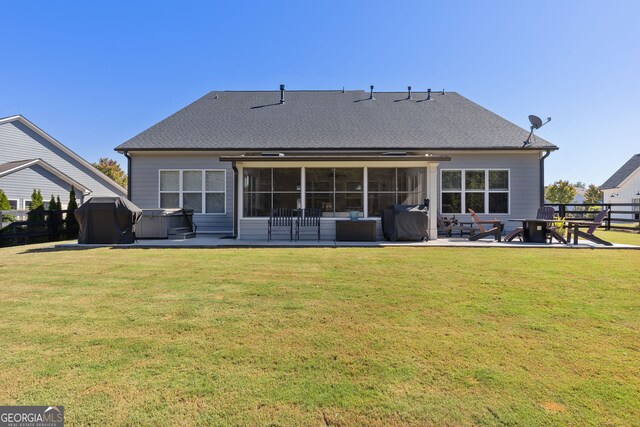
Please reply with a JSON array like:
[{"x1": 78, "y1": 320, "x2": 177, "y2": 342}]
[
  {"x1": 540, "y1": 150, "x2": 551, "y2": 206},
  {"x1": 231, "y1": 161, "x2": 238, "y2": 238},
  {"x1": 124, "y1": 150, "x2": 132, "y2": 200}
]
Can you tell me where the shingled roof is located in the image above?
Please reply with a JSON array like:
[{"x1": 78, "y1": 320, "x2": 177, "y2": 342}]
[
  {"x1": 600, "y1": 154, "x2": 640, "y2": 189},
  {"x1": 116, "y1": 90, "x2": 557, "y2": 152}
]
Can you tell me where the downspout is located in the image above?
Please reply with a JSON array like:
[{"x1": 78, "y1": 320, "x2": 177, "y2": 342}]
[
  {"x1": 123, "y1": 150, "x2": 132, "y2": 200},
  {"x1": 540, "y1": 150, "x2": 551, "y2": 206},
  {"x1": 231, "y1": 161, "x2": 238, "y2": 238}
]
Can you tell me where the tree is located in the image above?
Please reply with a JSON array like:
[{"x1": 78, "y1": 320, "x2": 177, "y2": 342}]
[
  {"x1": 30, "y1": 189, "x2": 44, "y2": 210},
  {"x1": 545, "y1": 180, "x2": 577, "y2": 204},
  {"x1": 0, "y1": 189, "x2": 13, "y2": 222},
  {"x1": 48, "y1": 195, "x2": 62, "y2": 240},
  {"x1": 65, "y1": 187, "x2": 79, "y2": 238},
  {"x1": 92, "y1": 157, "x2": 127, "y2": 188},
  {"x1": 583, "y1": 184, "x2": 603, "y2": 205},
  {"x1": 574, "y1": 181, "x2": 586, "y2": 189}
]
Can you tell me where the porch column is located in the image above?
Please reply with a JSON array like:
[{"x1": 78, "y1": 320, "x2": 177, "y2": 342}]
[{"x1": 427, "y1": 162, "x2": 439, "y2": 239}]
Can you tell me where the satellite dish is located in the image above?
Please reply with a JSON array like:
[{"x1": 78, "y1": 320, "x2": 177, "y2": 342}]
[
  {"x1": 528, "y1": 115, "x2": 543, "y2": 129},
  {"x1": 523, "y1": 115, "x2": 551, "y2": 147}
]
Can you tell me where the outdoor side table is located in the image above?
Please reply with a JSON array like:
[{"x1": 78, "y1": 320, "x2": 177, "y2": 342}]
[{"x1": 335, "y1": 220, "x2": 377, "y2": 241}]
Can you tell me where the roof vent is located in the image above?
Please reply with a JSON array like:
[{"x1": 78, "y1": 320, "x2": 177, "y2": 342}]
[
  {"x1": 407, "y1": 86, "x2": 412, "y2": 100},
  {"x1": 261, "y1": 152, "x2": 285, "y2": 157},
  {"x1": 369, "y1": 85, "x2": 375, "y2": 100},
  {"x1": 280, "y1": 84, "x2": 285, "y2": 104},
  {"x1": 426, "y1": 88, "x2": 432, "y2": 101}
]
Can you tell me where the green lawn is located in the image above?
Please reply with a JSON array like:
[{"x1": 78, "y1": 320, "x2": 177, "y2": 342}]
[
  {"x1": 595, "y1": 229, "x2": 640, "y2": 246},
  {"x1": 1, "y1": 246, "x2": 639, "y2": 426}
]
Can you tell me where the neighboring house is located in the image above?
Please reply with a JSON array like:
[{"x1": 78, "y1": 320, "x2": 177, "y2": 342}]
[
  {"x1": 600, "y1": 154, "x2": 640, "y2": 220},
  {"x1": 0, "y1": 115, "x2": 126, "y2": 209},
  {"x1": 115, "y1": 88, "x2": 558, "y2": 239}
]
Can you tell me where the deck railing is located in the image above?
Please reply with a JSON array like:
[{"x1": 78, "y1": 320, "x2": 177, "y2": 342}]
[{"x1": 544, "y1": 203, "x2": 640, "y2": 232}]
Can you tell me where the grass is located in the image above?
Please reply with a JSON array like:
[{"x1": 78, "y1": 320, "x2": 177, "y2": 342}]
[
  {"x1": 595, "y1": 228, "x2": 640, "y2": 246},
  {"x1": 1, "y1": 245, "x2": 639, "y2": 426}
]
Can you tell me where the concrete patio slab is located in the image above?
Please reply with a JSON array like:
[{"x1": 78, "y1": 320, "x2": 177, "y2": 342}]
[{"x1": 54, "y1": 234, "x2": 640, "y2": 250}]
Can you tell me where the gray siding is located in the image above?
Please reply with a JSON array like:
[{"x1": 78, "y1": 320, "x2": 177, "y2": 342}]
[
  {"x1": 435, "y1": 151, "x2": 541, "y2": 231},
  {"x1": 0, "y1": 165, "x2": 83, "y2": 207},
  {"x1": 130, "y1": 153, "x2": 234, "y2": 233},
  {"x1": 0, "y1": 120, "x2": 125, "y2": 198}
]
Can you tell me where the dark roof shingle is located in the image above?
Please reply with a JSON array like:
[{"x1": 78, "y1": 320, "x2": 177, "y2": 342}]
[{"x1": 116, "y1": 90, "x2": 557, "y2": 151}]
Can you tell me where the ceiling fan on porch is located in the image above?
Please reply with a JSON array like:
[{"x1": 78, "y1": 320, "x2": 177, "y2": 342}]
[{"x1": 522, "y1": 115, "x2": 551, "y2": 148}]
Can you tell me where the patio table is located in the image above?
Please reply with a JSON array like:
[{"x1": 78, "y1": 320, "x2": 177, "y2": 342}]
[{"x1": 508, "y1": 218, "x2": 563, "y2": 243}]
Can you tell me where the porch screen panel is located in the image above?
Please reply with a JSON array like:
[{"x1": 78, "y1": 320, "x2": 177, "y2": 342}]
[
  {"x1": 335, "y1": 168, "x2": 363, "y2": 215},
  {"x1": 243, "y1": 168, "x2": 301, "y2": 217},
  {"x1": 305, "y1": 168, "x2": 363, "y2": 217},
  {"x1": 368, "y1": 168, "x2": 426, "y2": 216}
]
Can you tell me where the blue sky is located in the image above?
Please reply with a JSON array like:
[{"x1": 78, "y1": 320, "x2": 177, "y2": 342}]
[{"x1": 2, "y1": 1, "x2": 638, "y2": 186}]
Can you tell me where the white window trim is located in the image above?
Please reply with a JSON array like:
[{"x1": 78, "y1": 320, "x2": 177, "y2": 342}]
[
  {"x1": 440, "y1": 168, "x2": 511, "y2": 215},
  {"x1": 7, "y1": 199, "x2": 19, "y2": 210},
  {"x1": 158, "y1": 169, "x2": 226, "y2": 215}
]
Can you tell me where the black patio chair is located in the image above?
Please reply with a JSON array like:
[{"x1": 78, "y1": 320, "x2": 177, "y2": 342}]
[
  {"x1": 267, "y1": 208, "x2": 293, "y2": 241},
  {"x1": 295, "y1": 208, "x2": 321, "y2": 241}
]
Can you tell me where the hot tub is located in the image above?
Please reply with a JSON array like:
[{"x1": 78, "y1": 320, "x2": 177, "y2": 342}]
[{"x1": 136, "y1": 209, "x2": 195, "y2": 239}]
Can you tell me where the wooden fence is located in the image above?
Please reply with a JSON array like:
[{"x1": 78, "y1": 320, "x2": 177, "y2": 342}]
[
  {"x1": 544, "y1": 203, "x2": 640, "y2": 232},
  {"x1": 0, "y1": 209, "x2": 78, "y2": 247}
]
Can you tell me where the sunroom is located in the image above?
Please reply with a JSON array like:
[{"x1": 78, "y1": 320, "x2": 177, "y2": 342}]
[{"x1": 220, "y1": 154, "x2": 450, "y2": 240}]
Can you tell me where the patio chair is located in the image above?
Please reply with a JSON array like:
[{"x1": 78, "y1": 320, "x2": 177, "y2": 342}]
[
  {"x1": 504, "y1": 206, "x2": 566, "y2": 243},
  {"x1": 565, "y1": 209, "x2": 612, "y2": 246},
  {"x1": 467, "y1": 209, "x2": 502, "y2": 241},
  {"x1": 267, "y1": 208, "x2": 293, "y2": 241},
  {"x1": 437, "y1": 215, "x2": 476, "y2": 237},
  {"x1": 295, "y1": 207, "x2": 321, "y2": 241}
]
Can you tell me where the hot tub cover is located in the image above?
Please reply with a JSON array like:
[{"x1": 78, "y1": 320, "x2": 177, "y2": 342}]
[{"x1": 75, "y1": 197, "x2": 143, "y2": 244}]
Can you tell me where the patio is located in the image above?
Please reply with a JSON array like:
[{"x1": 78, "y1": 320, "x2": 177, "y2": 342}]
[{"x1": 55, "y1": 234, "x2": 640, "y2": 250}]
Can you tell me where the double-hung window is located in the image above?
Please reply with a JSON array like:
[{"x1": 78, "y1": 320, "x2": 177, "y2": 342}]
[
  {"x1": 441, "y1": 169, "x2": 509, "y2": 214},
  {"x1": 159, "y1": 170, "x2": 225, "y2": 214}
]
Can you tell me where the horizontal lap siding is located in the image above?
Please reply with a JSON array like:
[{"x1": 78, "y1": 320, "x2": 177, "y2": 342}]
[
  {"x1": 0, "y1": 166, "x2": 75, "y2": 204},
  {"x1": 438, "y1": 152, "x2": 541, "y2": 231},
  {"x1": 130, "y1": 153, "x2": 234, "y2": 233},
  {"x1": 0, "y1": 121, "x2": 125, "y2": 197}
]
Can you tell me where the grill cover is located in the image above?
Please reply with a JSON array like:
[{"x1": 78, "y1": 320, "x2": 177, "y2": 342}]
[
  {"x1": 75, "y1": 197, "x2": 143, "y2": 244},
  {"x1": 381, "y1": 204, "x2": 429, "y2": 241}
]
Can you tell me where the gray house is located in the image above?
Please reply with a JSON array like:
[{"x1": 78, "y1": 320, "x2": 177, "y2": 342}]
[
  {"x1": 0, "y1": 115, "x2": 126, "y2": 209},
  {"x1": 115, "y1": 88, "x2": 558, "y2": 239}
]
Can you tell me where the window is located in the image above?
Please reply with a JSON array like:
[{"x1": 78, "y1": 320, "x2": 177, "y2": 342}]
[
  {"x1": 306, "y1": 168, "x2": 363, "y2": 217},
  {"x1": 8, "y1": 199, "x2": 18, "y2": 210},
  {"x1": 243, "y1": 168, "x2": 301, "y2": 217},
  {"x1": 159, "y1": 170, "x2": 225, "y2": 214},
  {"x1": 368, "y1": 168, "x2": 425, "y2": 216},
  {"x1": 441, "y1": 169, "x2": 509, "y2": 214}
]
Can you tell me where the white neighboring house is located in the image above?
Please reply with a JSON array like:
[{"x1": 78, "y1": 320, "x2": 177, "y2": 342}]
[
  {"x1": 600, "y1": 154, "x2": 640, "y2": 220},
  {"x1": 0, "y1": 115, "x2": 126, "y2": 210}
]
